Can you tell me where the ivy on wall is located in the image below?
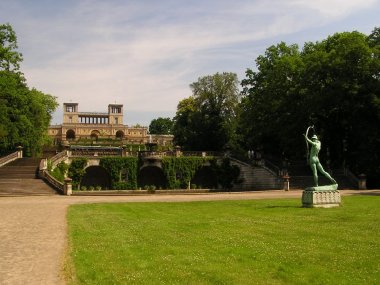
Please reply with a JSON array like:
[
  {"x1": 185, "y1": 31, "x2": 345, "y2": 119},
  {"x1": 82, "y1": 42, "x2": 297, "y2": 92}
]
[
  {"x1": 68, "y1": 158, "x2": 88, "y2": 189},
  {"x1": 59, "y1": 156, "x2": 240, "y2": 191},
  {"x1": 99, "y1": 157, "x2": 138, "y2": 190},
  {"x1": 162, "y1": 157, "x2": 216, "y2": 189}
]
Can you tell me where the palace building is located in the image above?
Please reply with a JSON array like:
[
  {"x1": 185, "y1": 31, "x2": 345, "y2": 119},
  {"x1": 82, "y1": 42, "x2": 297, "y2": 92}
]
[{"x1": 48, "y1": 103, "x2": 173, "y2": 146}]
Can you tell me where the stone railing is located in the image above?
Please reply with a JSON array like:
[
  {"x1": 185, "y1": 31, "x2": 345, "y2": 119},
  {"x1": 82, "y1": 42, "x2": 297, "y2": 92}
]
[
  {"x1": 139, "y1": 151, "x2": 167, "y2": 159},
  {"x1": 39, "y1": 158, "x2": 72, "y2": 195},
  {"x1": 69, "y1": 148, "x2": 122, "y2": 157},
  {"x1": 139, "y1": 151, "x2": 221, "y2": 159},
  {"x1": 254, "y1": 158, "x2": 282, "y2": 177},
  {"x1": 50, "y1": 150, "x2": 69, "y2": 168},
  {"x1": 182, "y1": 151, "x2": 221, "y2": 157},
  {"x1": 0, "y1": 147, "x2": 23, "y2": 167}
]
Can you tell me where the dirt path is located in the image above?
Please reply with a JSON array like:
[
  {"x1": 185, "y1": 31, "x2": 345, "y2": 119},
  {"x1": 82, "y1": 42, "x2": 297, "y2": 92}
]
[{"x1": 0, "y1": 190, "x2": 378, "y2": 284}]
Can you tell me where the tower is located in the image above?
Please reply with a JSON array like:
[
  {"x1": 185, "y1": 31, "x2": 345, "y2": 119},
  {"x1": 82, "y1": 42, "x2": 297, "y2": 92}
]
[
  {"x1": 108, "y1": 104, "x2": 123, "y2": 125},
  {"x1": 63, "y1": 103, "x2": 79, "y2": 124}
]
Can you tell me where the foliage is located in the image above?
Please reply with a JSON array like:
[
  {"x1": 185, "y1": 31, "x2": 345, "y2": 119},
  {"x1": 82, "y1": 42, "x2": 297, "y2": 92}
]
[
  {"x1": 0, "y1": 23, "x2": 58, "y2": 156},
  {"x1": 149, "y1": 117, "x2": 173, "y2": 134},
  {"x1": 216, "y1": 158, "x2": 241, "y2": 189},
  {"x1": 68, "y1": 158, "x2": 87, "y2": 189},
  {"x1": 99, "y1": 157, "x2": 138, "y2": 190},
  {"x1": 67, "y1": 196, "x2": 380, "y2": 285},
  {"x1": 0, "y1": 23, "x2": 22, "y2": 71},
  {"x1": 162, "y1": 156, "x2": 215, "y2": 189},
  {"x1": 239, "y1": 28, "x2": 380, "y2": 186},
  {"x1": 48, "y1": 161, "x2": 68, "y2": 182},
  {"x1": 173, "y1": 72, "x2": 241, "y2": 151}
]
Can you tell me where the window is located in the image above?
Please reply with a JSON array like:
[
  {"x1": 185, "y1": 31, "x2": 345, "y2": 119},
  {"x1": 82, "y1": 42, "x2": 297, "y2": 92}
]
[
  {"x1": 114, "y1": 117, "x2": 118, "y2": 124},
  {"x1": 66, "y1": 106, "x2": 74, "y2": 112}
]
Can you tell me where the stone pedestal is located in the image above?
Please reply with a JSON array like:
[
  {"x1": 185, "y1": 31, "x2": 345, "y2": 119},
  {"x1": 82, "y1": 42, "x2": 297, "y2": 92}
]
[
  {"x1": 64, "y1": 178, "x2": 73, "y2": 196},
  {"x1": 283, "y1": 175, "x2": 290, "y2": 191},
  {"x1": 358, "y1": 174, "x2": 367, "y2": 190},
  {"x1": 302, "y1": 188, "x2": 341, "y2": 208}
]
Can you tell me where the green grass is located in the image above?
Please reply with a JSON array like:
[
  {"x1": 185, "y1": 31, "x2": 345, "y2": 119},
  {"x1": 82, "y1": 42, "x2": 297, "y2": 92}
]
[{"x1": 66, "y1": 196, "x2": 380, "y2": 285}]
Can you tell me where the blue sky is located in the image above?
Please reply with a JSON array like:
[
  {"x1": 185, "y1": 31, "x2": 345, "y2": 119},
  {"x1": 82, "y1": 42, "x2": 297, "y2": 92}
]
[{"x1": 1, "y1": 0, "x2": 379, "y2": 126}]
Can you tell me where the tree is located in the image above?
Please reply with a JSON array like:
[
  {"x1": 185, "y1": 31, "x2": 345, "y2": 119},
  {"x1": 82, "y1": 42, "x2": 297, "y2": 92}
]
[
  {"x1": 0, "y1": 23, "x2": 23, "y2": 72},
  {"x1": 173, "y1": 72, "x2": 241, "y2": 151},
  {"x1": 239, "y1": 42, "x2": 304, "y2": 157},
  {"x1": 149, "y1": 117, "x2": 173, "y2": 134},
  {"x1": 239, "y1": 28, "x2": 380, "y2": 187},
  {"x1": 0, "y1": 23, "x2": 58, "y2": 156}
]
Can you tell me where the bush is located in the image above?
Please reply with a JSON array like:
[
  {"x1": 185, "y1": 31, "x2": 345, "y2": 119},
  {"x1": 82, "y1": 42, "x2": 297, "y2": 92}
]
[
  {"x1": 95, "y1": 186, "x2": 102, "y2": 191},
  {"x1": 147, "y1": 185, "x2": 156, "y2": 193},
  {"x1": 113, "y1": 182, "x2": 130, "y2": 190},
  {"x1": 81, "y1": 186, "x2": 87, "y2": 191}
]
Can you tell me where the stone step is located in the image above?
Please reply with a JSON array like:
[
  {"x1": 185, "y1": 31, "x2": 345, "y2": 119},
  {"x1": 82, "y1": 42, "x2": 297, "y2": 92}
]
[
  {"x1": 0, "y1": 179, "x2": 57, "y2": 196},
  {"x1": 231, "y1": 158, "x2": 281, "y2": 190},
  {"x1": 5, "y1": 157, "x2": 41, "y2": 166},
  {"x1": 0, "y1": 157, "x2": 58, "y2": 196}
]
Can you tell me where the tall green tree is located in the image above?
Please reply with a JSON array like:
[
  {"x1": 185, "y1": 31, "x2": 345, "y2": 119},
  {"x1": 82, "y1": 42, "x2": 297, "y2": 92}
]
[
  {"x1": 0, "y1": 23, "x2": 23, "y2": 71},
  {"x1": 240, "y1": 28, "x2": 380, "y2": 186},
  {"x1": 149, "y1": 117, "x2": 173, "y2": 134},
  {"x1": 0, "y1": 23, "x2": 58, "y2": 156},
  {"x1": 173, "y1": 72, "x2": 240, "y2": 151}
]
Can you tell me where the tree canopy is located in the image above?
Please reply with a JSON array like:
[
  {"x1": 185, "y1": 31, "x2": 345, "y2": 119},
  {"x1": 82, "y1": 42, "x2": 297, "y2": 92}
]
[
  {"x1": 0, "y1": 23, "x2": 58, "y2": 156},
  {"x1": 239, "y1": 28, "x2": 380, "y2": 186},
  {"x1": 149, "y1": 117, "x2": 173, "y2": 135},
  {"x1": 173, "y1": 72, "x2": 240, "y2": 151}
]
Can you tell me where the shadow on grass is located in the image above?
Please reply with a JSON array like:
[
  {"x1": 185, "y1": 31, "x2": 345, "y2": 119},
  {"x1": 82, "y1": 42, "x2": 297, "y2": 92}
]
[
  {"x1": 265, "y1": 205, "x2": 302, "y2": 209},
  {"x1": 353, "y1": 192, "x2": 380, "y2": 196}
]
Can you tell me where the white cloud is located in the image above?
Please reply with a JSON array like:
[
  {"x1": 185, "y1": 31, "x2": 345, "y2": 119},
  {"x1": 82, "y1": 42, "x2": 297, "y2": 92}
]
[
  {"x1": 289, "y1": 0, "x2": 377, "y2": 17},
  {"x1": 1, "y1": 0, "x2": 378, "y2": 125}
]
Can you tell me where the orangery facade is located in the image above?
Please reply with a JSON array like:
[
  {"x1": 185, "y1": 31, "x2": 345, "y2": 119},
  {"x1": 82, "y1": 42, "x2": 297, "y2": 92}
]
[{"x1": 48, "y1": 103, "x2": 173, "y2": 146}]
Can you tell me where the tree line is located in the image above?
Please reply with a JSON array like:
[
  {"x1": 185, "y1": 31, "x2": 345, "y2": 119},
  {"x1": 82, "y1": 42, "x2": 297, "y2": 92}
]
[
  {"x1": 150, "y1": 28, "x2": 380, "y2": 187},
  {"x1": 0, "y1": 23, "x2": 58, "y2": 156}
]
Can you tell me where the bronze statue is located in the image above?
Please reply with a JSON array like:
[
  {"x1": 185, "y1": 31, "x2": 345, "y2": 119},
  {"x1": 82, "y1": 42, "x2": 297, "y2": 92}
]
[{"x1": 304, "y1": 126, "x2": 337, "y2": 187}]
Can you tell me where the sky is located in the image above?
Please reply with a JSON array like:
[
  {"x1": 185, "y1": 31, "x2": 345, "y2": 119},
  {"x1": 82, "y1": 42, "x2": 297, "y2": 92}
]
[{"x1": 1, "y1": 0, "x2": 379, "y2": 126}]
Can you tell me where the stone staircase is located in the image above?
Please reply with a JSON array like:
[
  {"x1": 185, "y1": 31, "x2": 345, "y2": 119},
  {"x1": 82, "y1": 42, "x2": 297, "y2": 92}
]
[
  {"x1": 0, "y1": 158, "x2": 58, "y2": 196},
  {"x1": 231, "y1": 158, "x2": 281, "y2": 190}
]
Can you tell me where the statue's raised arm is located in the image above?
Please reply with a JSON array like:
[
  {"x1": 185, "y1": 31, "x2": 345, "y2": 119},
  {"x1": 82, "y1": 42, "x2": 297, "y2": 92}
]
[{"x1": 304, "y1": 126, "x2": 314, "y2": 164}]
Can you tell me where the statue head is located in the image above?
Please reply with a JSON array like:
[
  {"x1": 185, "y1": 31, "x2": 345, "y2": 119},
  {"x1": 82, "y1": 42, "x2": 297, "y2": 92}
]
[{"x1": 311, "y1": 135, "x2": 318, "y2": 141}]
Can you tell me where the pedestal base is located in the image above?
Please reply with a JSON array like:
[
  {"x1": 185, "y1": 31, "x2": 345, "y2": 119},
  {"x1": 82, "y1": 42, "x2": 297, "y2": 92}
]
[{"x1": 302, "y1": 189, "x2": 341, "y2": 208}]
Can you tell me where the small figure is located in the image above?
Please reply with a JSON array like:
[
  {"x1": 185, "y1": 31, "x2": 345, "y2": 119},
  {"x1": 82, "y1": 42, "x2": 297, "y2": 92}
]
[{"x1": 304, "y1": 129, "x2": 337, "y2": 187}]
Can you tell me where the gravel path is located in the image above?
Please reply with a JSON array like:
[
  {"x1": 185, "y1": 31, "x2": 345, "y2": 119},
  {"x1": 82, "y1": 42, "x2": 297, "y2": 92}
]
[{"x1": 0, "y1": 189, "x2": 378, "y2": 285}]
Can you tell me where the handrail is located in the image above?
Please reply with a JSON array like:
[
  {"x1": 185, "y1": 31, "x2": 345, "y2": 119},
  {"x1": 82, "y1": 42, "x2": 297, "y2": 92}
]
[
  {"x1": 38, "y1": 158, "x2": 64, "y2": 194},
  {"x1": 344, "y1": 167, "x2": 359, "y2": 188},
  {"x1": 263, "y1": 159, "x2": 281, "y2": 176},
  {"x1": 50, "y1": 151, "x2": 68, "y2": 167},
  {"x1": 70, "y1": 149, "x2": 122, "y2": 157},
  {"x1": 0, "y1": 150, "x2": 22, "y2": 167},
  {"x1": 42, "y1": 170, "x2": 64, "y2": 194}
]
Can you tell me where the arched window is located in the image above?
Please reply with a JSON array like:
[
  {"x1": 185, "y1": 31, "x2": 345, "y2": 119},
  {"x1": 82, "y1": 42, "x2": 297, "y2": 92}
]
[
  {"x1": 90, "y1": 130, "x2": 100, "y2": 141},
  {"x1": 66, "y1": 129, "x2": 76, "y2": 140},
  {"x1": 116, "y1": 130, "x2": 124, "y2": 139}
]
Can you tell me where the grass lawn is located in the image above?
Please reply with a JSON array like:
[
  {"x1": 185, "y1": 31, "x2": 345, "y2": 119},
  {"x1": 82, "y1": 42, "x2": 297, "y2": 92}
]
[{"x1": 66, "y1": 196, "x2": 380, "y2": 284}]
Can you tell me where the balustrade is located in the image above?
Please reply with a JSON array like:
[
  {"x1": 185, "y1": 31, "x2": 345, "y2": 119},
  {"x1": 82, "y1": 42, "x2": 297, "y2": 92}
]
[{"x1": 0, "y1": 148, "x2": 23, "y2": 167}]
